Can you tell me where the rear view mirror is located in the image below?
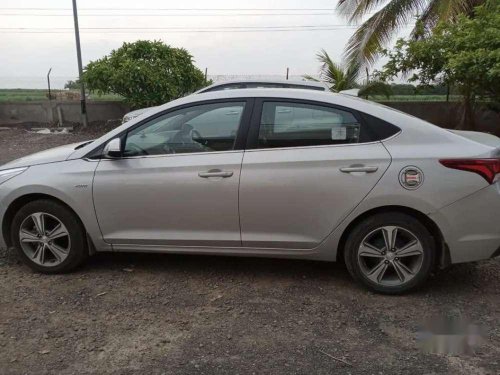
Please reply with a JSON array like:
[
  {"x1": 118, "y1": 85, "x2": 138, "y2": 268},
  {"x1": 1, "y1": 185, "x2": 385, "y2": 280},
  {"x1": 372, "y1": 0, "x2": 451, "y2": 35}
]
[{"x1": 103, "y1": 138, "x2": 122, "y2": 158}]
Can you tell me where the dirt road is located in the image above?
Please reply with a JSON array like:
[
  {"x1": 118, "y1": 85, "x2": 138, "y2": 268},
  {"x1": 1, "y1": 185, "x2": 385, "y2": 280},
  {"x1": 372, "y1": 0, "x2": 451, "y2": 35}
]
[{"x1": 1, "y1": 128, "x2": 499, "y2": 374}]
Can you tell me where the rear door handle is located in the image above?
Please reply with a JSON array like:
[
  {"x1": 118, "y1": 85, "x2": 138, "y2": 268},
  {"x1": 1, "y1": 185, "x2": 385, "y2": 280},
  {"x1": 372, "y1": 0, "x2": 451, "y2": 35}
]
[
  {"x1": 340, "y1": 166, "x2": 379, "y2": 173},
  {"x1": 198, "y1": 169, "x2": 234, "y2": 178}
]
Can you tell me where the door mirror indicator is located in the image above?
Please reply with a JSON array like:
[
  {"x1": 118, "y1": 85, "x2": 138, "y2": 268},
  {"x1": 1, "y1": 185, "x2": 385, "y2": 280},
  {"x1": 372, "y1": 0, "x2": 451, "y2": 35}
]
[{"x1": 103, "y1": 138, "x2": 122, "y2": 158}]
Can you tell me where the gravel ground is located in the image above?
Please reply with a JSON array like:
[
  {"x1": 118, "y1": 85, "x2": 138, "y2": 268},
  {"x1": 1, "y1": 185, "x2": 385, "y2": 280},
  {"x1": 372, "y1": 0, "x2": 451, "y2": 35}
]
[{"x1": 0, "y1": 128, "x2": 499, "y2": 374}]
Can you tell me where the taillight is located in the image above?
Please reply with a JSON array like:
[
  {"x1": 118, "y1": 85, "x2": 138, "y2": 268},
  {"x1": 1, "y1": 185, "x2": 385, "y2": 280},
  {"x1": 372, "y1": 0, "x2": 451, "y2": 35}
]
[{"x1": 439, "y1": 158, "x2": 500, "y2": 184}]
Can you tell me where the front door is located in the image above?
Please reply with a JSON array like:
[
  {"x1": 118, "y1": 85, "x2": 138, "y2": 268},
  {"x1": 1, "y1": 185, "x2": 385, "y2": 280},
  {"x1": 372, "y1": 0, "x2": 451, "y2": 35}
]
[
  {"x1": 239, "y1": 100, "x2": 391, "y2": 249},
  {"x1": 93, "y1": 100, "x2": 251, "y2": 248}
]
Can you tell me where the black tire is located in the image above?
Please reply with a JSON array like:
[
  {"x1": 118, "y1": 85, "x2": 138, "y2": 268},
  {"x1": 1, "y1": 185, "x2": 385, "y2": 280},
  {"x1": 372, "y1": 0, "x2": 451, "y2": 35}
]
[
  {"x1": 11, "y1": 199, "x2": 88, "y2": 273},
  {"x1": 344, "y1": 212, "x2": 435, "y2": 295}
]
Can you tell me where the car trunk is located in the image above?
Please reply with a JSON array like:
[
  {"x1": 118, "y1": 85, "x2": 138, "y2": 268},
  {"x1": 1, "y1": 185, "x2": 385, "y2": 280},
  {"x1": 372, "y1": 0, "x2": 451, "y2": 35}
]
[{"x1": 449, "y1": 130, "x2": 500, "y2": 148}]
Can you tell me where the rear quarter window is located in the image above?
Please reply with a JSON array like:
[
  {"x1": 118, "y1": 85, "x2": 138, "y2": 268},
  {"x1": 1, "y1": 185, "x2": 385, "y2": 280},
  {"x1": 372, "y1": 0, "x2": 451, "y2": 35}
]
[{"x1": 358, "y1": 112, "x2": 401, "y2": 140}]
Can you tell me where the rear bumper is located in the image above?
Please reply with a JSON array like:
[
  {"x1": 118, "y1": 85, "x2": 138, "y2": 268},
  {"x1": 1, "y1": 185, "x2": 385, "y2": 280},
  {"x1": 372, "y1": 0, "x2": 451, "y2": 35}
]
[{"x1": 430, "y1": 182, "x2": 500, "y2": 263}]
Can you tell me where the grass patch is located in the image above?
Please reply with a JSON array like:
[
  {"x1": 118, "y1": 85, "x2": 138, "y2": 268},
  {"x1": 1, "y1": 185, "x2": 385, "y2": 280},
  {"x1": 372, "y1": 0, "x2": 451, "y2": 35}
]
[
  {"x1": 0, "y1": 89, "x2": 49, "y2": 102},
  {"x1": 0, "y1": 89, "x2": 124, "y2": 102},
  {"x1": 371, "y1": 95, "x2": 462, "y2": 102}
]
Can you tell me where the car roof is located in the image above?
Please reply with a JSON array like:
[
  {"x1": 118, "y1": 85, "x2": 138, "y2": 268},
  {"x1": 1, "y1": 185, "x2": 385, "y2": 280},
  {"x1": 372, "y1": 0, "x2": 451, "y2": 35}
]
[
  {"x1": 197, "y1": 79, "x2": 328, "y2": 92},
  {"x1": 133, "y1": 88, "x2": 433, "y2": 134},
  {"x1": 165, "y1": 88, "x2": 382, "y2": 115},
  {"x1": 124, "y1": 81, "x2": 330, "y2": 117}
]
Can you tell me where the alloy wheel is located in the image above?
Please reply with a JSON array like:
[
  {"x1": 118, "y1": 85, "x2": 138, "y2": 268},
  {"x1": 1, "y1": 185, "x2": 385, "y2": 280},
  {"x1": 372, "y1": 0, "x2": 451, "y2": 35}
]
[
  {"x1": 357, "y1": 226, "x2": 424, "y2": 287},
  {"x1": 18, "y1": 212, "x2": 71, "y2": 267}
]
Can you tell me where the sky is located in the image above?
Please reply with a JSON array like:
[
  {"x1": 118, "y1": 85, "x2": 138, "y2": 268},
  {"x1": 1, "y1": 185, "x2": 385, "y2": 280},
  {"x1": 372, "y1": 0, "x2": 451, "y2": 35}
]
[{"x1": 0, "y1": 0, "x2": 413, "y2": 89}]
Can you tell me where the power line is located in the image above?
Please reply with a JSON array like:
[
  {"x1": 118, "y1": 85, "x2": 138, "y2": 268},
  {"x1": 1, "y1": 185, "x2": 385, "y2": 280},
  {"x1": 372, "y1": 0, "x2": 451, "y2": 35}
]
[
  {"x1": 1, "y1": 22, "x2": 414, "y2": 34},
  {"x1": 0, "y1": 25, "x2": 360, "y2": 30},
  {"x1": 0, "y1": 26, "x2": 414, "y2": 34},
  {"x1": 0, "y1": 28, "x2": 363, "y2": 34},
  {"x1": 0, "y1": 28, "x2": 359, "y2": 33},
  {"x1": 0, "y1": 13, "x2": 340, "y2": 17},
  {"x1": 0, "y1": 8, "x2": 339, "y2": 11},
  {"x1": 1, "y1": 21, "x2": 414, "y2": 31}
]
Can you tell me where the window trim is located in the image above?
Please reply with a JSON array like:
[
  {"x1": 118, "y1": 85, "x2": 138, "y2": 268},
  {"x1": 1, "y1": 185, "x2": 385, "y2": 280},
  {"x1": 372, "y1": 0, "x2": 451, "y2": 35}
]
[
  {"x1": 86, "y1": 98, "x2": 254, "y2": 159},
  {"x1": 245, "y1": 98, "x2": 377, "y2": 150}
]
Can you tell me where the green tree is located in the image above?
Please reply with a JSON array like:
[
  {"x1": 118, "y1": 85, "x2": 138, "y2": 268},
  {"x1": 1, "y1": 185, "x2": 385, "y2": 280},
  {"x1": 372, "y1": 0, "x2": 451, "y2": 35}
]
[
  {"x1": 64, "y1": 80, "x2": 80, "y2": 90},
  {"x1": 305, "y1": 49, "x2": 392, "y2": 98},
  {"x1": 82, "y1": 40, "x2": 207, "y2": 108},
  {"x1": 336, "y1": 0, "x2": 487, "y2": 66},
  {"x1": 376, "y1": 2, "x2": 500, "y2": 129}
]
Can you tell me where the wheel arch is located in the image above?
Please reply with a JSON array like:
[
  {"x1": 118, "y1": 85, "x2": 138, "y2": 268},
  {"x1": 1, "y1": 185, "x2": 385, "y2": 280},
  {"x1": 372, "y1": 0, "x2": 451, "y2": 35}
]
[
  {"x1": 336, "y1": 205, "x2": 450, "y2": 269},
  {"x1": 2, "y1": 193, "x2": 96, "y2": 254}
]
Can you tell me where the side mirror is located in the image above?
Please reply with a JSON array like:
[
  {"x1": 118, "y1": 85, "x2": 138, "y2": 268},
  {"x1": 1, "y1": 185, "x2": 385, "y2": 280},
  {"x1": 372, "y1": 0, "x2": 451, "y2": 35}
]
[{"x1": 103, "y1": 138, "x2": 122, "y2": 158}]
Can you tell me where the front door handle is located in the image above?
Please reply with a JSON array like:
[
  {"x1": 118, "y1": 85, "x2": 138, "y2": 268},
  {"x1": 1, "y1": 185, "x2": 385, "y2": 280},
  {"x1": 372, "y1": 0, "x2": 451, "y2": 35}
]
[
  {"x1": 340, "y1": 166, "x2": 379, "y2": 173},
  {"x1": 198, "y1": 169, "x2": 234, "y2": 178}
]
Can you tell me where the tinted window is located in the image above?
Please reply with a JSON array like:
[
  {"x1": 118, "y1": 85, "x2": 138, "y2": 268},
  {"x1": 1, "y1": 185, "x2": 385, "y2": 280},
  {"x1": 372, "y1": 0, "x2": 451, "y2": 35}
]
[
  {"x1": 358, "y1": 112, "x2": 401, "y2": 140},
  {"x1": 124, "y1": 102, "x2": 245, "y2": 156},
  {"x1": 258, "y1": 102, "x2": 362, "y2": 149}
]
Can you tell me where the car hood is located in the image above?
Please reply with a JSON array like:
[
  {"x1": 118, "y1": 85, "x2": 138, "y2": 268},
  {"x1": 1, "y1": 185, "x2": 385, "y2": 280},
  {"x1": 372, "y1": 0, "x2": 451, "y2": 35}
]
[{"x1": 0, "y1": 142, "x2": 89, "y2": 170}]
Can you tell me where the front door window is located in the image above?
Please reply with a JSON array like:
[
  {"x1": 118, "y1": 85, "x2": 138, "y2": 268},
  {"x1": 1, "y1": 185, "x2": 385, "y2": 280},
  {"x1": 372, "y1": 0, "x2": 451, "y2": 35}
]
[{"x1": 124, "y1": 102, "x2": 246, "y2": 156}]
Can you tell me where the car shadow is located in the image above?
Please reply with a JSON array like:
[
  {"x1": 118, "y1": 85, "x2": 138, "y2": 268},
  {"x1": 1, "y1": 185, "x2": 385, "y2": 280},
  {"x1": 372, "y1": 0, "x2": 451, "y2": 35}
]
[
  {"x1": 3, "y1": 246, "x2": 492, "y2": 295},
  {"x1": 86, "y1": 251, "x2": 490, "y2": 295},
  {"x1": 87, "y1": 251, "x2": 351, "y2": 282}
]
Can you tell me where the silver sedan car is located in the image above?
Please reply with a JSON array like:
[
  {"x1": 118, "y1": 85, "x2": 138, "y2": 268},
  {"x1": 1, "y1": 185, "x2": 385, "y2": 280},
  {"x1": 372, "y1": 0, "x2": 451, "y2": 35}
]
[{"x1": 1, "y1": 89, "x2": 499, "y2": 294}]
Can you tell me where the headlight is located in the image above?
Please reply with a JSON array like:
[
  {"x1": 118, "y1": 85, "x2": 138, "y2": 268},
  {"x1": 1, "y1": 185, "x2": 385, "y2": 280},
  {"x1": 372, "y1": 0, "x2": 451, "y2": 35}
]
[{"x1": 0, "y1": 167, "x2": 28, "y2": 185}]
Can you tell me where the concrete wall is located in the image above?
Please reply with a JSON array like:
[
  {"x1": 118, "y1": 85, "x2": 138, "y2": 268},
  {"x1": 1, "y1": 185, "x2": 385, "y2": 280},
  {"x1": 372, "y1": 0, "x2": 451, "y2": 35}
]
[
  {"x1": 0, "y1": 101, "x2": 130, "y2": 126},
  {"x1": 0, "y1": 100, "x2": 498, "y2": 135}
]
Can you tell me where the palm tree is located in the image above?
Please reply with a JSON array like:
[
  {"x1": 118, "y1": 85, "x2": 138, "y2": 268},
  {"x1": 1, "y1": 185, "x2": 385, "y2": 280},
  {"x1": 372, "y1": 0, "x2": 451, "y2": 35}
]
[
  {"x1": 305, "y1": 50, "x2": 360, "y2": 92},
  {"x1": 337, "y1": 0, "x2": 486, "y2": 66},
  {"x1": 305, "y1": 49, "x2": 392, "y2": 98}
]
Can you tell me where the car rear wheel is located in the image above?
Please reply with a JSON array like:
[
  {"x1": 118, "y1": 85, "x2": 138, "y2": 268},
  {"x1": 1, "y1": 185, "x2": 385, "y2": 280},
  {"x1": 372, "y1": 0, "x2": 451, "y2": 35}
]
[
  {"x1": 11, "y1": 199, "x2": 88, "y2": 273},
  {"x1": 344, "y1": 212, "x2": 435, "y2": 294}
]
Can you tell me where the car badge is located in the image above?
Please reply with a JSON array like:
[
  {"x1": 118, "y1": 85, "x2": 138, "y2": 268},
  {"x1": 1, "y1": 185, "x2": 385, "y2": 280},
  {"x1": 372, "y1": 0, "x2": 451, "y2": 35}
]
[{"x1": 400, "y1": 166, "x2": 424, "y2": 190}]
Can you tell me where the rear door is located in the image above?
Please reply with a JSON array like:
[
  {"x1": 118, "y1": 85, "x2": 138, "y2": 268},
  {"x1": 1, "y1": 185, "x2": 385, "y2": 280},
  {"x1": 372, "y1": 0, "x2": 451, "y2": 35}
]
[{"x1": 239, "y1": 99, "x2": 392, "y2": 249}]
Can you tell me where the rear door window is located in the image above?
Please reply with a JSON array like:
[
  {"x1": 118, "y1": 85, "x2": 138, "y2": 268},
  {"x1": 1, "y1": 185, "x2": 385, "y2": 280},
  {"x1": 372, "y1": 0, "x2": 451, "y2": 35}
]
[{"x1": 257, "y1": 101, "x2": 363, "y2": 149}]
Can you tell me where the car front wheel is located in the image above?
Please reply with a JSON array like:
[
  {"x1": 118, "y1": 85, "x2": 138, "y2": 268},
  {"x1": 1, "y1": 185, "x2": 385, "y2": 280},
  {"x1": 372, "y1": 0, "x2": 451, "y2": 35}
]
[
  {"x1": 11, "y1": 199, "x2": 88, "y2": 273},
  {"x1": 344, "y1": 212, "x2": 435, "y2": 294}
]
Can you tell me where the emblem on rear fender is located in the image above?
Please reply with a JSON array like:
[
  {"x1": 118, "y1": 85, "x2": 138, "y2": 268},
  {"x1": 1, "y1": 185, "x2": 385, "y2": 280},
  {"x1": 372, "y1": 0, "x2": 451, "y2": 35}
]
[{"x1": 399, "y1": 166, "x2": 424, "y2": 190}]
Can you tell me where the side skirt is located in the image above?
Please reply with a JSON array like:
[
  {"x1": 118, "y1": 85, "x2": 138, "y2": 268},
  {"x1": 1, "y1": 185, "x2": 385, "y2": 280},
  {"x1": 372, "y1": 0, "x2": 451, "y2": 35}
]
[{"x1": 102, "y1": 243, "x2": 331, "y2": 261}]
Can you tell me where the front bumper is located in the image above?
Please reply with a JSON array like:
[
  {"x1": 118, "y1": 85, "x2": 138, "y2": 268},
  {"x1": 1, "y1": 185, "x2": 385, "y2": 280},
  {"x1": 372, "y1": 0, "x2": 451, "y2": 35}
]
[{"x1": 430, "y1": 182, "x2": 500, "y2": 264}]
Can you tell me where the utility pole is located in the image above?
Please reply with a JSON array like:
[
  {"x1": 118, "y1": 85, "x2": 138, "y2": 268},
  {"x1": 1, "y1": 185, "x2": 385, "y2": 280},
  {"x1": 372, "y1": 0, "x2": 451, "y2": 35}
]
[
  {"x1": 72, "y1": 0, "x2": 88, "y2": 128},
  {"x1": 286, "y1": 67, "x2": 289, "y2": 80},
  {"x1": 47, "y1": 68, "x2": 52, "y2": 101}
]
